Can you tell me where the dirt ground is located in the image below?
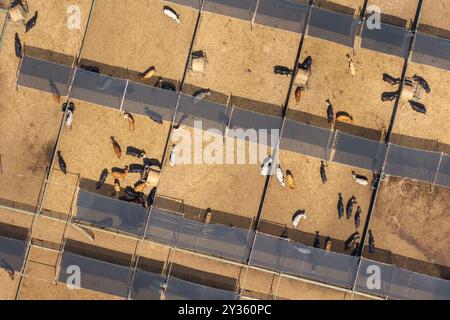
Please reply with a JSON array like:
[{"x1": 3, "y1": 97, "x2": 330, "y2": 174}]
[
  {"x1": 138, "y1": 240, "x2": 171, "y2": 265},
  {"x1": 391, "y1": 62, "x2": 450, "y2": 146},
  {"x1": 31, "y1": 215, "x2": 66, "y2": 245},
  {"x1": 0, "y1": 206, "x2": 33, "y2": 229},
  {"x1": 289, "y1": 36, "x2": 403, "y2": 133},
  {"x1": 80, "y1": 0, "x2": 198, "y2": 82},
  {"x1": 43, "y1": 100, "x2": 171, "y2": 216},
  {"x1": 24, "y1": 246, "x2": 59, "y2": 280},
  {"x1": 261, "y1": 150, "x2": 373, "y2": 243},
  {"x1": 0, "y1": 272, "x2": 20, "y2": 300},
  {"x1": 275, "y1": 275, "x2": 370, "y2": 300},
  {"x1": 66, "y1": 221, "x2": 139, "y2": 254},
  {"x1": 368, "y1": 0, "x2": 418, "y2": 28},
  {"x1": 184, "y1": 11, "x2": 301, "y2": 107},
  {"x1": 369, "y1": 177, "x2": 450, "y2": 268},
  {"x1": 157, "y1": 130, "x2": 267, "y2": 221},
  {"x1": 18, "y1": 276, "x2": 122, "y2": 300},
  {"x1": 419, "y1": 0, "x2": 450, "y2": 32},
  {"x1": 2, "y1": 0, "x2": 449, "y2": 301},
  {"x1": 0, "y1": 0, "x2": 90, "y2": 208},
  {"x1": 169, "y1": 249, "x2": 244, "y2": 291}
]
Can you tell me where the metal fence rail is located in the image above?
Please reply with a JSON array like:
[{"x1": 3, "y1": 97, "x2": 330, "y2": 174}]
[
  {"x1": 0, "y1": 235, "x2": 27, "y2": 272},
  {"x1": 355, "y1": 258, "x2": 450, "y2": 300},
  {"x1": 165, "y1": 275, "x2": 240, "y2": 300},
  {"x1": 146, "y1": 208, "x2": 254, "y2": 264},
  {"x1": 249, "y1": 233, "x2": 359, "y2": 289},
  {"x1": 412, "y1": 32, "x2": 450, "y2": 71},
  {"x1": 76, "y1": 190, "x2": 149, "y2": 237}
]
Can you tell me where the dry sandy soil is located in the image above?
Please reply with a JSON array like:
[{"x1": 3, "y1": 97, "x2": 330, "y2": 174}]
[
  {"x1": 1, "y1": 0, "x2": 450, "y2": 301},
  {"x1": 261, "y1": 150, "x2": 373, "y2": 243},
  {"x1": 67, "y1": 221, "x2": 140, "y2": 254},
  {"x1": 315, "y1": 0, "x2": 364, "y2": 17},
  {"x1": 43, "y1": 100, "x2": 171, "y2": 217},
  {"x1": 0, "y1": 206, "x2": 33, "y2": 228},
  {"x1": 369, "y1": 0, "x2": 418, "y2": 27},
  {"x1": 80, "y1": 0, "x2": 198, "y2": 81},
  {"x1": 18, "y1": 276, "x2": 122, "y2": 300},
  {"x1": 138, "y1": 240, "x2": 172, "y2": 265},
  {"x1": 24, "y1": 245, "x2": 59, "y2": 277},
  {"x1": 0, "y1": 42, "x2": 53, "y2": 209},
  {"x1": 391, "y1": 62, "x2": 450, "y2": 147},
  {"x1": 274, "y1": 275, "x2": 372, "y2": 300},
  {"x1": 289, "y1": 36, "x2": 404, "y2": 134},
  {"x1": 157, "y1": 129, "x2": 268, "y2": 221},
  {"x1": 317, "y1": 0, "x2": 364, "y2": 10},
  {"x1": 369, "y1": 177, "x2": 450, "y2": 268},
  {"x1": 419, "y1": 0, "x2": 450, "y2": 32},
  {"x1": 0, "y1": 0, "x2": 90, "y2": 208},
  {"x1": 0, "y1": 272, "x2": 20, "y2": 300},
  {"x1": 184, "y1": 11, "x2": 301, "y2": 107}
]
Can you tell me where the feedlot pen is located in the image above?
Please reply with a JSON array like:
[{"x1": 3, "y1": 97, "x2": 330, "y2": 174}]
[{"x1": 0, "y1": 0, "x2": 450, "y2": 300}]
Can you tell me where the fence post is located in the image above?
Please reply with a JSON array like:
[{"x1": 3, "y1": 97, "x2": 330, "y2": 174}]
[
  {"x1": 328, "y1": 130, "x2": 338, "y2": 163},
  {"x1": 119, "y1": 79, "x2": 129, "y2": 113},
  {"x1": 432, "y1": 152, "x2": 444, "y2": 188},
  {"x1": 382, "y1": 143, "x2": 392, "y2": 174},
  {"x1": 405, "y1": 267, "x2": 413, "y2": 300},
  {"x1": 272, "y1": 272, "x2": 283, "y2": 300},
  {"x1": 251, "y1": 0, "x2": 260, "y2": 29},
  {"x1": 383, "y1": 263, "x2": 398, "y2": 300},
  {"x1": 224, "y1": 103, "x2": 235, "y2": 141},
  {"x1": 162, "y1": 247, "x2": 178, "y2": 299},
  {"x1": 246, "y1": 230, "x2": 258, "y2": 265}
]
